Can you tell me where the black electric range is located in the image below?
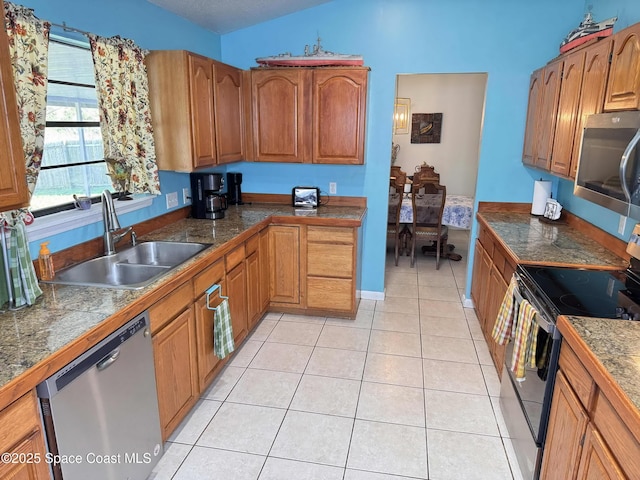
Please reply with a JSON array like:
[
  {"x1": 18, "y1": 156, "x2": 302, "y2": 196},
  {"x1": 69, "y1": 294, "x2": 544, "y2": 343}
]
[{"x1": 517, "y1": 264, "x2": 640, "y2": 321}]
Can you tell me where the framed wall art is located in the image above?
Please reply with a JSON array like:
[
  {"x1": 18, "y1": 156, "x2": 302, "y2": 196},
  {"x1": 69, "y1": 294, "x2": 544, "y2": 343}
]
[{"x1": 411, "y1": 113, "x2": 443, "y2": 144}]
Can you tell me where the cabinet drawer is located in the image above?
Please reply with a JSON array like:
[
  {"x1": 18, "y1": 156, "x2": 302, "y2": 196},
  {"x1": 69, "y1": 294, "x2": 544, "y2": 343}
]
[
  {"x1": 308, "y1": 243, "x2": 354, "y2": 278},
  {"x1": 149, "y1": 282, "x2": 193, "y2": 333},
  {"x1": 592, "y1": 391, "x2": 640, "y2": 476},
  {"x1": 306, "y1": 277, "x2": 353, "y2": 311},
  {"x1": 0, "y1": 391, "x2": 40, "y2": 453},
  {"x1": 246, "y1": 233, "x2": 260, "y2": 255},
  {"x1": 225, "y1": 244, "x2": 245, "y2": 272},
  {"x1": 478, "y1": 226, "x2": 494, "y2": 257},
  {"x1": 559, "y1": 344, "x2": 595, "y2": 409},
  {"x1": 193, "y1": 258, "x2": 224, "y2": 295},
  {"x1": 492, "y1": 246, "x2": 506, "y2": 279},
  {"x1": 307, "y1": 226, "x2": 354, "y2": 244}
]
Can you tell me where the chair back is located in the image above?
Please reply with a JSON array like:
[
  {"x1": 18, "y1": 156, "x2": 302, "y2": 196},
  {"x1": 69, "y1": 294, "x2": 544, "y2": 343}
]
[
  {"x1": 411, "y1": 179, "x2": 446, "y2": 228},
  {"x1": 414, "y1": 164, "x2": 440, "y2": 187},
  {"x1": 388, "y1": 174, "x2": 406, "y2": 226}
]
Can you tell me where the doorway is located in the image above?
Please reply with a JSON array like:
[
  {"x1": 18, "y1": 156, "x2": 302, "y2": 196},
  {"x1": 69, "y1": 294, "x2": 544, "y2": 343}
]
[{"x1": 386, "y1": 73, "x2": 487, "y2": 296}]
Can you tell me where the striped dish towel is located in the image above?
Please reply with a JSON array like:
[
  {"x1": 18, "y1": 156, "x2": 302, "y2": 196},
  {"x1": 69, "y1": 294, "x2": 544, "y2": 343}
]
[
  {"x1": 510, "y1": 299, "x2": 537, "y2": 381},
  {"x1": 491, "y1": 275, "x2": 518, "y2": 345},
  {"x1": 213, "y1": 298, "x2": 235, "y2": 359}
]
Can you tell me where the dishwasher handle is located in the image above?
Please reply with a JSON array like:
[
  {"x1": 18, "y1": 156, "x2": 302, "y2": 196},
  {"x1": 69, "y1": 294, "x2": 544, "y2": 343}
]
[{"x1": 96, "y1": 348, "x2": 121, "y2": 371}]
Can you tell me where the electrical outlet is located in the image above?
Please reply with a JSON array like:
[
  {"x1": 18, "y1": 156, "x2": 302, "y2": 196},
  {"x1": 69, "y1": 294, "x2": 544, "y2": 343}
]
[
  {"x1": 619, "y1": 215, "x2": 627, "y2": 235},
  {"x1": 166, "y1": 191, "x2": 178, "y2": 209},
  {"x1": 329, "y1": 182, "x2": 337, "y2": 194},
  {"x1": 182, "y1": 188, "x2": 190, "y2": 204}
]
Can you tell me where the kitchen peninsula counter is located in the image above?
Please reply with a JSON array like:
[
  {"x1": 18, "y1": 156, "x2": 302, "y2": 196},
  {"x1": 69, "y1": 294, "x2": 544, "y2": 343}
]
[{"x1": 0, "y1": 203, "x2": 366, "y2": 410}]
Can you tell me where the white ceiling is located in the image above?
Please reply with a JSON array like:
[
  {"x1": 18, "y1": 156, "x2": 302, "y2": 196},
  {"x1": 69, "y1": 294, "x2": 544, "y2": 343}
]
[{"x1": 147, "y1": 0, "x2": 332, "y2": 34}]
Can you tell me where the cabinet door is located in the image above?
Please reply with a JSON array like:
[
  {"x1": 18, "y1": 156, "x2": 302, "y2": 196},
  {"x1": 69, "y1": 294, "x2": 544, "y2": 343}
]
[
  {"x1": 188, "y1": 54, "x2": 217, "y2": 168},
  {"x1": 194, "y1": 288, "x2": 226, "y2": 392},
  {"x1": 214, "y1": 61, "x2": 244, "y2": 163},
  {"x1": 576, "y1": 426, "x2": 626, "y2": 480},
  {"x1": 252, "y1": 69, "x2": 309, "y2": 162},
  {"x1": 0, "y1": 17, "x2": 28, "y2": 211},
  {"x1": 246, "y1": 248, "x2": 261, "y2": 329},
  {"x1": 551, "y1": 50, "x2": 585, "y2": 177},
  {"x1": 535, "y1": 60, "x2": 563, "y2": 170},
  {"x1": 227, "y1": 262, "x2": 248, "y2": 344},
  {"x1": 522, "y1": 68, "x2": 543, "y2": 166},
  {"x1": 312, "y1": 68, "x2": 367, "y2": 164},
  {"x1": 0, "y1": 392, "x2": 50, "y2": 480},
  {"x1": 487, "y1": 264, "x2": 507, "y2": 375},
  {"x1": 153, "y1": 307, "x2": 198, "y2": 440},
  {"x1": 604, "y1": 23, "x2": 640, "y2": 111},
  {"x1": 540, "y1": 371, "x2": 589, "y2": 480},
  {"x1": 570, "y1": 38, "x2": 612, "y2": 178},
  {"x1": 269, "y1": 225, "x2": 300, "y2": 304},
  {"x1": 259, "y1": 229, "x2": 270, "y2": 310}
]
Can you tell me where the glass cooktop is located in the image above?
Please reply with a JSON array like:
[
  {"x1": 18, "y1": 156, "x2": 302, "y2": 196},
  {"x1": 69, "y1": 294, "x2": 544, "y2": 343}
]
[{"x1": 519, "y1": 265, "x2": 640, "y2": 320}]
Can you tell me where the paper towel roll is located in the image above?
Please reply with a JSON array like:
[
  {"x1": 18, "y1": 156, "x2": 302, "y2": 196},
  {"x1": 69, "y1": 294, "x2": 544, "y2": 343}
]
[{"x1": 531, "y1": 180, "x2": 552, "y2": 215}]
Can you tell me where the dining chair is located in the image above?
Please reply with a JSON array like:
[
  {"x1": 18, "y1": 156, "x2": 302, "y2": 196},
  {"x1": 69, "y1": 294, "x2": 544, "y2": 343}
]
[
  {"x1": 409, "y1": 177, "x2": 448, "y2": 269},
  {"x1": 387, "y1": 172, "x2": 406, "y2": 266}
]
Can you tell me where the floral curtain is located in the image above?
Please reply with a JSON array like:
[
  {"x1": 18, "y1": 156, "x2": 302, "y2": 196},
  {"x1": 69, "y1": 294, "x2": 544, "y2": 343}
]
[
  {"x1": 89, "y1": 34, "x2": 160, "y2": 195},
  {"x1": 0, "y1": 2, "x2": 50, "y2": 308},
  {"x1": 4, "y1": 2, "x2": 49, "y2": 197}
]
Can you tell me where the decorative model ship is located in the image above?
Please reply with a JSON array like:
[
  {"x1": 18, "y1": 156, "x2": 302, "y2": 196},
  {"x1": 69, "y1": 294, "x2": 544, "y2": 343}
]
[
  {"x1": 560, "y1": 12, "x2": 617, "y2": 54},
  {"x1": 256, "y1": 37, "x2": 363, "y2": 67}
]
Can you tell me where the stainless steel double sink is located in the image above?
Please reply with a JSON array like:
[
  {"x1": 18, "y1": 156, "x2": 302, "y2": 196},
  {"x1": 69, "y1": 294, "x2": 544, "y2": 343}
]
[{"x1": 45, "y1": 241, "x2": 211, "y2": 289}]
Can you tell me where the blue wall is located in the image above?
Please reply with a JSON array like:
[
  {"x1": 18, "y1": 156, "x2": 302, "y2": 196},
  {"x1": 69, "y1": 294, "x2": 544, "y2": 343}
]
[
  {"x1": 221, "y1": 0, "x2": 584, "y2": 294},
  {"x1": 17, "y1": 0, "x2": 221, "y2": 257}
]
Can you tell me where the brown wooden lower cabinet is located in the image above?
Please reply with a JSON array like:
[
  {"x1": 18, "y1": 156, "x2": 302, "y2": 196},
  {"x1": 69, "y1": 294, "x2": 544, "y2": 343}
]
[
  {"x1": 227, "y1": 261, "x2": 248, "y2": 345},
  {"x1": 246, "y1": 233, "x2": 262, "y2": 330},
  {"x1": 152, "y1": 306, "x2": 199, "y2": 441},
  {"x1": 0, "y1": 391, "x2": 50, "y2": 480},
  {"x1": 541, "y1": 343, "x2": 637, "y2": 479},
  {"x1": 269, "y1": 225, "x2": 300, "y2": 305},
  {"x1": 471, "y1": 223, "x2": 514, "y2": 377},
  {"x1": 193, "y1": 258, "x2": 226, "y2": 393}
]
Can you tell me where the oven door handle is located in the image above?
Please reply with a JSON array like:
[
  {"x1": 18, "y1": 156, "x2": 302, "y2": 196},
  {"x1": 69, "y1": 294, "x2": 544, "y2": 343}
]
[{"x1": 513, "y1": 281, "x2": 557, "y2": 336}]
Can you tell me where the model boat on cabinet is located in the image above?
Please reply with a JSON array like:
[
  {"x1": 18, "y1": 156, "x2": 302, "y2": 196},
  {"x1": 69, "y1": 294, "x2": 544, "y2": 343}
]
[
  {"x1": 256, "y1": 37, "x2": 363, "y2": 67},
  {"x1": 560, "y1": 12, "x2": 617, "y2": 54}
]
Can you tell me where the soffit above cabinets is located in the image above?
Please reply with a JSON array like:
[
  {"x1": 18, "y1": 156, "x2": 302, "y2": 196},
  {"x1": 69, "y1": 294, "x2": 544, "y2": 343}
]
[{"x1": 147, "y1": 0, "x2": 332, "y2": 34}]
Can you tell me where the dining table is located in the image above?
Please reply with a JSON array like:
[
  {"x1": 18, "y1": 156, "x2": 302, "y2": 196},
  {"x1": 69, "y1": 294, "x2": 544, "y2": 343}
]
[{"x1": 397, "y1": 194, "x2": 474, "y2": 261}]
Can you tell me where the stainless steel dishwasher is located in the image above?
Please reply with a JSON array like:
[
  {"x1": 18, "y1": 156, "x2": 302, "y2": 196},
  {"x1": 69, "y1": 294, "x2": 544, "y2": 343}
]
[{"x1": 37, "y1": 310, "x2": 163, "y2": 480}]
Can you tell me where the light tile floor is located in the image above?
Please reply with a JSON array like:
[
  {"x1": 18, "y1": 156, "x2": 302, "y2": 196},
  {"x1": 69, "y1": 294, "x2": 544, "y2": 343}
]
[{"x1": 149, "y1": 230, "x2": 524, "y2": 480}]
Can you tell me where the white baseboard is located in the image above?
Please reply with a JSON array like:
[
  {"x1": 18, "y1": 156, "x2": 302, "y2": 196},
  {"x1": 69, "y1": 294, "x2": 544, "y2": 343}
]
[
  {"x1": 462, "y1": 295, "x2": 474, "y2": 309},
  {"x1": 358, "y1": 290, "x2": 385, "y2": 301}
]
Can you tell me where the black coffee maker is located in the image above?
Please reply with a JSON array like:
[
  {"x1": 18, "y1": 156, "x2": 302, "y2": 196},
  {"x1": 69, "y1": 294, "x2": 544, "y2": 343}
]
[
  {"x1": 227, "y1": 172, "x2": 243, "y2": 205},
  {"x1": 190, "y1": 172, "x2": 227, "y2": 219}
]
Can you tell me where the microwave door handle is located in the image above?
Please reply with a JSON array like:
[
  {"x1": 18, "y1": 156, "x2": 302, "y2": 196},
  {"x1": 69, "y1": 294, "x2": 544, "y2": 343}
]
[{"x1": 619, "y1": 128, "x2": 640, "y2": 202}]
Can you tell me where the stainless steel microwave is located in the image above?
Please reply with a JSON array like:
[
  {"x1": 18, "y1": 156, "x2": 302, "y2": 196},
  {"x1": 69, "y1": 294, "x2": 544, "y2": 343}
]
[{"x1": 574, "y1": 111, "x2": 640, "y2": 219}]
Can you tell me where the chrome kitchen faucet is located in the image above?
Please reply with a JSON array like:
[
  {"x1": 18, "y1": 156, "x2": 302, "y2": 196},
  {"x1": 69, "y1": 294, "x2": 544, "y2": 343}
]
[{"x1": 101, "y1": 189, "x2": 135, "y2": 255}]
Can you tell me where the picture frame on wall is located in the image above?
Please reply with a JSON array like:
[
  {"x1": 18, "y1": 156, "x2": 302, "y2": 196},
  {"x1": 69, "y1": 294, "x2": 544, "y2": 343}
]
[{"x1": 411, "y1": 113, "x2": 443, "y2": 143}]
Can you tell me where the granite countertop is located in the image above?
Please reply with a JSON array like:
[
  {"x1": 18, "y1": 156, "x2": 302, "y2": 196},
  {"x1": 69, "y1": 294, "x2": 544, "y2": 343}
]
[
  {"x1": 479, "y1": 212, "x2": 628, "y2": 269},
  {"x1": 563, "y1": 316, "x2": 640, "y2": 414},
  {"x1": 0, "y1": 203, "x2": 365, "y2": 396}
]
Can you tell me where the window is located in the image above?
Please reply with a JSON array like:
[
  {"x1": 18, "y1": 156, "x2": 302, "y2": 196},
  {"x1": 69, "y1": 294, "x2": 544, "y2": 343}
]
[{"x1": 30, "y1": 36, "x2": 111, "y2": 214}]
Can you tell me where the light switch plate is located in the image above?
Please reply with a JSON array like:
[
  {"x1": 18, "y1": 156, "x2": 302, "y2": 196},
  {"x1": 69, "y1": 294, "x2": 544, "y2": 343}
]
[
  {"x1": 166, "y1": 191, "x2": 178, "y2": 209},
  {"x1": 329, "y1": 182, "x2": 337, "y2": 194},
  {"x1": 182, "y1": 188, "x2": 190, "y2": 204}
]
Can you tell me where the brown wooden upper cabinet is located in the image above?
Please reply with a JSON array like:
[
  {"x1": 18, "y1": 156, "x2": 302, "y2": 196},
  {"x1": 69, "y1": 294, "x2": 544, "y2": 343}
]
[
  {"x1": 521, "y1": 62, "x2": 562, "y2": 171},
  {"x1": 604, "y1": 23, "x2": 640, "y2": 111},
  {"x1": 146, "y1": 51, "x2": 244, "y2": 171},
  {"x1": 251, "y1": 67, "x2": 369, "y2": 164},
  {"x1": 0, "y1": 17, "x2": 28, "y2": 212},
  {"x1": 522, "y1": 20, "x2": 640, "y2": 179}
]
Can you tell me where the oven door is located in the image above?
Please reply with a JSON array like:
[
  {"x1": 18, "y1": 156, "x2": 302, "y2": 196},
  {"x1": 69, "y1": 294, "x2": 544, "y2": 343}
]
[{"x1": 499, "y1": 274, "x2": 562, "y2": 479}]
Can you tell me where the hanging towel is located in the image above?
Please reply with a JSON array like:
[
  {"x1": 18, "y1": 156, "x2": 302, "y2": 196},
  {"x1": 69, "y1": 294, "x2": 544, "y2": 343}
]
[
  {"x1": 510, "y1": 299, "x2": 537, "y2": 381},
  {"x1": 8, "y1": 220, "x2": 42, "y2": 307},
  {"x1": 492, "y1": 275, "x2": 518, "y2": 345},
  {"x1": 213, "y1": 298, "x2": 235, "y2": 359}
]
